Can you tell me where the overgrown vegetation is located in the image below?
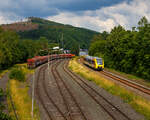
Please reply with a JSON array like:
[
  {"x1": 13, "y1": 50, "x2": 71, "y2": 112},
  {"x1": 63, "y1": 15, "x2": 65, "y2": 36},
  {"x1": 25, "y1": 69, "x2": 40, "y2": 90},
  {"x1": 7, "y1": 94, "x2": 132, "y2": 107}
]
[
  {"x1": 0, "y1": 111, "x2": 12, "y2": 120},
  {"x1": 8, "y1": 64, "x2": 39, "y2": 120},
  {"x1": 89, "y1": 16, "x2": 150, "y2": 80},
  {"x1": 9, "y1": 67, "x2": 25, "y2": 82},
  {"x1": 69, "y1": 59, "x2": 150, "y2": 120},
  {"x1": 0, "y1": 88, "x2": 12, "y2": 120}
]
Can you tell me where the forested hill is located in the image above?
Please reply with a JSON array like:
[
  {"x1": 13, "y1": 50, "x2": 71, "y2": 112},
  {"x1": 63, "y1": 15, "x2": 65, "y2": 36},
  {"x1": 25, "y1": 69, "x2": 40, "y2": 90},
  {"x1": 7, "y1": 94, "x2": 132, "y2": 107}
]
[
  {"x1": 0, "y1": 17, "x2": 99, "y2": 70},
  {"x1": 5, "y1": 17, "x2": 98, "y2": 49}
]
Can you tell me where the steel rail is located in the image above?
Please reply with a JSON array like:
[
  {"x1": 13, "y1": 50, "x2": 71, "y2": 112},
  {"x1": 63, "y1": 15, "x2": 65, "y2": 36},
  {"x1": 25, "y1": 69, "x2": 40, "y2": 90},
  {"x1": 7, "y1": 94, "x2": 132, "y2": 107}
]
[
  {"x1": 63, "y1": 60, "x2": 132, "y2": 120},
  {"x1": 101, "y1": 71, "x2": 150, "y2": 95},
  {"x1": 36, "y1": 65, "x2": 53, "y2": 120},
  {"x1": 52, "y1": 60, "x2": 88, "y2": 120},
  {"x1": 36, "y1": 61, "x2": 67, "y2": 120}
]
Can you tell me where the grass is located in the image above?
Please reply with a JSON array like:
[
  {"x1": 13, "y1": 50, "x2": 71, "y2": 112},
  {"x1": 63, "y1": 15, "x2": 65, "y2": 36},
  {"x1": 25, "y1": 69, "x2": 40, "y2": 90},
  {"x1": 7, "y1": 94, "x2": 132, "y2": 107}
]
[
  {"x1": 7, "y1": 63, "x2": 40, "y2": 120},
  {"x1": 69, "y1": 58, "x2": 150, "y2": 120}
]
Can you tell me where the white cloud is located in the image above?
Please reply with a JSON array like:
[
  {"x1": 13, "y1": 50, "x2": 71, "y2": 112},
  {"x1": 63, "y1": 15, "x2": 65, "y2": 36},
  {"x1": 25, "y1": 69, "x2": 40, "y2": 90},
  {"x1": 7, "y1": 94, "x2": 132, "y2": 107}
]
[
  {"x1": 0, "y1": 12, "x2": 17, "y2": 24},
  {"x1": 0, "y1": 0, "x2": 150, "y2": 32},
  {"x1": 47, "y1": 12, "x2": 116, "y2": 32},
  {"x1": 47, "y1": 0, "x2": 150, "y2": 32},
  {"x1": 0, "y1": 11, "x2": 26, "y2": 25}
]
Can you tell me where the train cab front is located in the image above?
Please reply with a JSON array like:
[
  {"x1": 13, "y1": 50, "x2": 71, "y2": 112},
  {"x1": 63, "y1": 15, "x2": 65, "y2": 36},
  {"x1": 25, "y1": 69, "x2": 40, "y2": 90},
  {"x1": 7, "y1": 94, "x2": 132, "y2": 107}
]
[
  {"x1": 96, "y1": 58, "x2": 104, "y2": 71},
  {"x1": 97, "y1": 66, "x2": 103, "y2": 71}
]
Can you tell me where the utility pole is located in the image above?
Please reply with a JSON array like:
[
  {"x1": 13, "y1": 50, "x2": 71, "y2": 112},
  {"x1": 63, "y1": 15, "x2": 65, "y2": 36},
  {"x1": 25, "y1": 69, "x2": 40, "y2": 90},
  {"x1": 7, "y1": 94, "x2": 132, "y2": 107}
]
[
  {"x1": 61, "y1": 33, "x2": 66, "y2": 60},
  {"x1": 31, "y1": 71, "x2": 35, "y2": 119},
  {"x1": 62, "y1": 33, "x2": 64, "y2": 53},
  {"x1": 48, "y1": 48, "x2": 50, "y2": 76},
  {"x1": 31, "y1": 51, "x2": 38, "y2": 119},
  {"x1": 79, "y1": 44, "x2": 80, "y2": 56}
]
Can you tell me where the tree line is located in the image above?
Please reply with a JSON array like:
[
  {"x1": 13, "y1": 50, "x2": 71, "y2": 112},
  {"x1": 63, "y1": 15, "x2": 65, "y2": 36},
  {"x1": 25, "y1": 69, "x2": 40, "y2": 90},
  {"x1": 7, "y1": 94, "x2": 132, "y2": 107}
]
[
  {"x1": 0, "y1": 27, "x2": 48, "y2": 70},
  {"x1": 89, "y1": 17, "x2": 150, "y2": 80}
]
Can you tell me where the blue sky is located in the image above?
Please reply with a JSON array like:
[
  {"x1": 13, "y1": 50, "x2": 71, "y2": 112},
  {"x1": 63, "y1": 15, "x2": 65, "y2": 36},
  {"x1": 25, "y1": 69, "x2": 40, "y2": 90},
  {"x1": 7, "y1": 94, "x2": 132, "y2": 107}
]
[{"x1": 0, "y1": 0, "x2": 150, "y2": 32}]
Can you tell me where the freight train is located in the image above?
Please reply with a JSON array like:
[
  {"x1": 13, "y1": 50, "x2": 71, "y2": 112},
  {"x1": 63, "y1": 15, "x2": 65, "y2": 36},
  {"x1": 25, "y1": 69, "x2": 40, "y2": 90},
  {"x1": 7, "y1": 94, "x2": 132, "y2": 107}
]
[
  {"x1": 27, "y1": 54, "x2": 75, "y2": 69},
  {"x1": 83, "y1": 55, "x2": 104, "y2": 70}
]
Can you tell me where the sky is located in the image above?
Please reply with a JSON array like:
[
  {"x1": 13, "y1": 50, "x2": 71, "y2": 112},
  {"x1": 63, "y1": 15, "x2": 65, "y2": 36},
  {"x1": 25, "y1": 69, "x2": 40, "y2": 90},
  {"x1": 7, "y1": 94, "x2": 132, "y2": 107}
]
[{"x1": 0, "y1": 0, "x2": 150, "y2": 32}]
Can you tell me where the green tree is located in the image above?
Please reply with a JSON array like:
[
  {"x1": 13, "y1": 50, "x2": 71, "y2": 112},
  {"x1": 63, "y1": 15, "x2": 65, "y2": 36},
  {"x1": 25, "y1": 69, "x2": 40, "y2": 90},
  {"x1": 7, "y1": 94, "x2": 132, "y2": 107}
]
[
  {"x1": 89, "y1": 17, "x2": 150, "y2": 80},
  {"x1": 70, "y1": 41, "x2": 79, "y2": 56}
]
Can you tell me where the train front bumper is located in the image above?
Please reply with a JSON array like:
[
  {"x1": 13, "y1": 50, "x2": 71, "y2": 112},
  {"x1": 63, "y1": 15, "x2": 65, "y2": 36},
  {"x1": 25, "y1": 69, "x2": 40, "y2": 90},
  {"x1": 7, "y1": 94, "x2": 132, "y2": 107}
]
[{"x1": 97, "y1": 66, "x2": 103, "y2": 71}]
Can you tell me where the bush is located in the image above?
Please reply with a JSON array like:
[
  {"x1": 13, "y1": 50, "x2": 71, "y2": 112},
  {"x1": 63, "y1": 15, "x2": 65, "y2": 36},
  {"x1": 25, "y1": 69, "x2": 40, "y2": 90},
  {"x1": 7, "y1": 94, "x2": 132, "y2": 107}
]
[
  {"x1": 0, "y1": 89, "x2": 12, "y2": 120},
  {"x1": 0, "y1": 111, "x2": 12, "y2": 120},
  {"x1": 0, "y1": 89, "x2": 5, "y2": 110},
  {"x1": 0, "y1": 88, "x2": 5, "y2": 98},
  {"x1": 9, "y1": 68, "x2": 25, "y2": 82}
]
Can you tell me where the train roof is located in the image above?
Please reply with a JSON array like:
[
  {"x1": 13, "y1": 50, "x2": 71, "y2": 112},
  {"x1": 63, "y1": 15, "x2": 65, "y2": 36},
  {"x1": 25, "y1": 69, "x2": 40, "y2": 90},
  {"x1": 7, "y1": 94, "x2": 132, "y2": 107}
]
[
  {"x1": 84, "y1": 55, "x2": 102, "y2": 60},
  {"x1": 27, "y1": 56, "x2": 47, "y2": 62}
]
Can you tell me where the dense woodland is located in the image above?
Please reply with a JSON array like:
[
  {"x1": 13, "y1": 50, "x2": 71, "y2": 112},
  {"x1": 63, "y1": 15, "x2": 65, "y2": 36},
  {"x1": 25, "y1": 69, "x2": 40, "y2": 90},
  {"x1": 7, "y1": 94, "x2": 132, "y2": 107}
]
[
  {"x1": 89, "y1": 17, "x2": 150, "y2": 80},
  {"x1": 0, "y1": 27, "x2": 49, "y2": 70}
]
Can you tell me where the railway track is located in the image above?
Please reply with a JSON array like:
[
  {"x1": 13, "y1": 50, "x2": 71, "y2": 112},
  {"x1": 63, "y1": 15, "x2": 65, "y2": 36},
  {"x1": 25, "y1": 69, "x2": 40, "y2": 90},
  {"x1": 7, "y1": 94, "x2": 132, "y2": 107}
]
[
  {"x1": 36, "y1": 64, "x2": 53, "y2": 120},
  {"x1": 100, "y1": 70, "x2": 150, "y2": 96},
  {"x1": 63, "y1": 60, "x2": 133, "y2": 120},
  {"x1": 36, "y1": 60, "x2": 87, "y2": 120},
  {"x1": 79, "y1": 59, "x2": 150, "y2": 96},
  {"x1": 51, "y1": 60, "x2": 87, "y2": 120},
  {"x1": 36, "y1": 61, "x2": 67, "y2": 120}
]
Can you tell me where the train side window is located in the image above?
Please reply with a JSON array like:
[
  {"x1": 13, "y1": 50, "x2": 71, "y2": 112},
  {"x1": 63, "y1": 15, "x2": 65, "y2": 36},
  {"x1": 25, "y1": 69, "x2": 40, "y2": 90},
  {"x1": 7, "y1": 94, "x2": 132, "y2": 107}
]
[{"x1": 91, "y1": 60, "x2": 94, "y2": 64}]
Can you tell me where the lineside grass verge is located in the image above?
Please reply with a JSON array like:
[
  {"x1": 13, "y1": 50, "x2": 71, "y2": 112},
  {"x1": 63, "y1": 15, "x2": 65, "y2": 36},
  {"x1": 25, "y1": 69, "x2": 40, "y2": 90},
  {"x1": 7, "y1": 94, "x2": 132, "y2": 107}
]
[
  {"x1": 7, "y1": 64, "x2": 40, "y2": 120},
  {"x1": 69, "y1": 58, "x2": 150, "y2": 120}
]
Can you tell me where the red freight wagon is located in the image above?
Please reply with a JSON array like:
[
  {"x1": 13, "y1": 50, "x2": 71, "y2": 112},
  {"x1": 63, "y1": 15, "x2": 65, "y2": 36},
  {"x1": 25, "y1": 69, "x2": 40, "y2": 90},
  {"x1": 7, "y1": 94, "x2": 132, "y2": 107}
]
[
  {"x1": 27, "y1": 54, "x2": 75, "y2": 69},
  {"x1": 27, "y1": 58, "x2": 36, "y2": 69}
]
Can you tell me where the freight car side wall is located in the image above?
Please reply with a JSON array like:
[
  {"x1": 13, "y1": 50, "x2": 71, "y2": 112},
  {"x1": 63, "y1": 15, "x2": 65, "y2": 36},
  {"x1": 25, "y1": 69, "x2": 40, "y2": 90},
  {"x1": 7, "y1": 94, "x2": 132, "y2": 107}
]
[{"x1": 27, "y1": 54, "x2": 75, "y2": 69}]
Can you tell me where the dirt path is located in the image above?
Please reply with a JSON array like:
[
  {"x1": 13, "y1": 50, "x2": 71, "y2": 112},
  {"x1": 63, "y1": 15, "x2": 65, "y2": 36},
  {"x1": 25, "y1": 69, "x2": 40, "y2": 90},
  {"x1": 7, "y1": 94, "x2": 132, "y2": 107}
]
[
  {"x1": 0, "y1": 72, "x2": 9, "y2": 91},
  {"x1": 0, "y1": 72, "x2": 9, "y2": 113}
]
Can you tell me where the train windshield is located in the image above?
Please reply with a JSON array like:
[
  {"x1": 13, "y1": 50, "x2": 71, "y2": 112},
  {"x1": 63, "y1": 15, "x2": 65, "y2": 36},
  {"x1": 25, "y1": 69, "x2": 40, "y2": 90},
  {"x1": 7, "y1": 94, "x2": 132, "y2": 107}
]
[{"x1": 96, "y1": 59, "x2": 103, "y2": 65}]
